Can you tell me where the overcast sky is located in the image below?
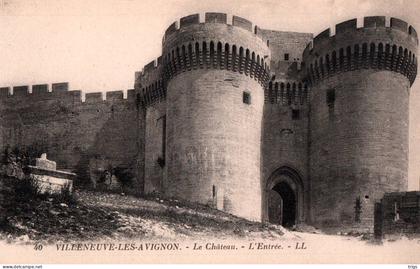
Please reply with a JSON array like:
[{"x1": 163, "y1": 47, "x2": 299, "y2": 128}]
[{"x1": 0, "y1": 0, "x2": 419, "y2": 190}]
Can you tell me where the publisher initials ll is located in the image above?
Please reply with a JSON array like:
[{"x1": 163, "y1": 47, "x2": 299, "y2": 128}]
[{"x1": 295, "y1": 242, "x2": 306, "y2": 249}]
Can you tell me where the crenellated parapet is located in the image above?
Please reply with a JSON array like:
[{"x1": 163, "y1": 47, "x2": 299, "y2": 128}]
[
  {"x1": 135, "y1": 57, "x2": 166, "y2": 108},
  {"x1": 138, "y1": 78, "x2": 165, "y2": 108},
  {"x1": 135, "y1": 13, "x2": 272, "y2": 108},
  {"x1": 302, "y1": 17, "x2": 418, "y2": 86},
  {"x1": 163, "y1": 13, "x2": 268, "y2": 48},
  {"x1": 162, "y1": 13, "x2": 271, "y2": 87},
  {"x1": 266, "y1": 80, "x2": 309, "y2": 105},
  {"x1": 0, "y1": 82, "x2": 136, "y2": 105}
]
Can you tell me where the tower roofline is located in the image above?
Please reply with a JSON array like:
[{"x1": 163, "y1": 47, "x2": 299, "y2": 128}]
[{"x1": 163, "y1": 13, "x2": 266, "y2": 44}]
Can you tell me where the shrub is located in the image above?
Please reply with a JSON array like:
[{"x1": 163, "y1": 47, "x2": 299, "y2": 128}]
[
  {"x1": 3, "y1": 145, "x2": 46, "y2": 167},
  {"x1": 12, "y1": 176, "x2": 45, "y2": 203},
  {"x1": 53, "y1": 182, "x2": 77, "y2": 205},
  {"x1": 113, "y1": 167, "x2": 134, "y2": 188}
]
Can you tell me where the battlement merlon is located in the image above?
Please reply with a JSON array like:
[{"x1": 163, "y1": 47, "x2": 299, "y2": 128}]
[
  {"x1": 13, "y1": 85, "x2": 29, "y2": 96},
  {"x1": 85, "y1": 92, "x2": 103, "y2": 104},
  {"x1": 52, "y1": 82, "x2": 69, "y2": 92},
  {"x1": 0, "y1": 87, "x2": 11, "y2": 97},
  {"x1": 105, "y1": 90, "x2": 124, "y2": 102},
  {"x1": 32, "y1": 84, "x2": 49, "y2": 94}
]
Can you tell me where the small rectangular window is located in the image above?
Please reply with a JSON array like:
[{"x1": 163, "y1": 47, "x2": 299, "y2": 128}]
[
  {"x1": 292, "y1": 109, "x2": 300, "y2": 120},
  {"x1": 243, "y1": 91, "x2": 251, "y2": 105},
  {"x1": 284, "y1": 53, "x2": 289, "y2": 61},
  {"x1": 326, "y1": 89, "x2": 335, "y2": 107}
]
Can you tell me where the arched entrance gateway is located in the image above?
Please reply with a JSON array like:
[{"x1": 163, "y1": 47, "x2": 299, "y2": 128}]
[{"x1": 265, "y1": 166, "x2": 304, "y2": 227}]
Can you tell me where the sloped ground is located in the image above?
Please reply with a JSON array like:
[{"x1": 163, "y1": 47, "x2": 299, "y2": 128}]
[
  {"x1": 0, "y1": 177, "x2": 121, "y2": 243},
  {"x1": 2, "y1": 176, "x2": 420, "y2": 264},
  {"x1": 1, "y1": 177, "x2": 420, "y2": 263},
  {"x1": 0, "y1": 176, "x2": 291, "y2": 244},
  {"x1": 77, "y1": 190, "x2": 295, "y2": 241}
]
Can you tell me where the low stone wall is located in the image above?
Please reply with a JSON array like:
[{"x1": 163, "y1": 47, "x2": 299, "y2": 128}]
[
  {"x1": 25, "y1": 154, "x2": 76, "y2": 194},
  {"x1": 374, "y1": 191, "x2": 420, "y2": 237},
  {"x1": 27, "y1": 165, "x2": 75, "y2": 194}
]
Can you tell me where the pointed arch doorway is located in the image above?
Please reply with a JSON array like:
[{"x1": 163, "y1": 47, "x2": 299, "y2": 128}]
[{"x1": 265, "y1": 166, "x2": 304, "y2": 227}]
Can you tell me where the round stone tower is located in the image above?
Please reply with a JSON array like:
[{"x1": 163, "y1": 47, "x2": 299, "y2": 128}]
[
  {"x1": 303, "y1": 17, "x2": 418, "y2": 228},
  {"x1": 162, "y1": 13, "x2": 270, "y2": 221}
]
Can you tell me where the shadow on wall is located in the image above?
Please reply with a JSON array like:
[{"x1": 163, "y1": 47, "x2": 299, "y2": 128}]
[{"x1": 73, "y1": 103, "x2": 141, "y2": 193}]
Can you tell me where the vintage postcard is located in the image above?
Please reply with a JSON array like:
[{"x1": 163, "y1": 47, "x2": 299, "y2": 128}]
[{"x1": 0, "y1": 0, "x2": 419, "y2": 265}]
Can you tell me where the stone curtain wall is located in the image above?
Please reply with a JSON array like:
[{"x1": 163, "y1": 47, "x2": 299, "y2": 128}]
[
  {"x1": 261, "y1": 89, "x2": 310, "y2": 223},
  {"x1": 144, "y1": 101, "x2": 167, "y2": 194},
  {"x1": 256, "y1": 28, "x2": 313, "y2": 76},
  {"x1": 257, "y1": 29, "x2": 313, "y2": 224},
  {"x1": 0, "y1": 84, "x2": 142, "y2": 190}
]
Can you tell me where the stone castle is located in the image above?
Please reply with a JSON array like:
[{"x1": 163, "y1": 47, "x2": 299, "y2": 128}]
[{"x1": 0, "y1": 13, "x2": 418, "y2": 230}]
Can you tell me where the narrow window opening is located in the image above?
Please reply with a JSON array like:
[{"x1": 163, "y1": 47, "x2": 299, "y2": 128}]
[
  {"x1": 292, "y1": 109, "x2": 300, "y2": 120},
  {"x1": 136, "y1": 93, "x2": 142, "y2": 107},
  {"x1": 355, "y1": 196, "x2": 362, "y2": 223},
  {"x1": 326, "y1": 88, "x2": 335, "y2": 107},
  {"x1": 243, "y1": 91, "x2": 251, "y2": 105},
  {"x1": 162, "y1": 115, "x2": 166, "y2": 160},
  {"x1": 284, "y1": 53, "x2": 289, "y2": 61},
  {"x1": 157, "y1": 115, "x2": 166, "y2": 168}
]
